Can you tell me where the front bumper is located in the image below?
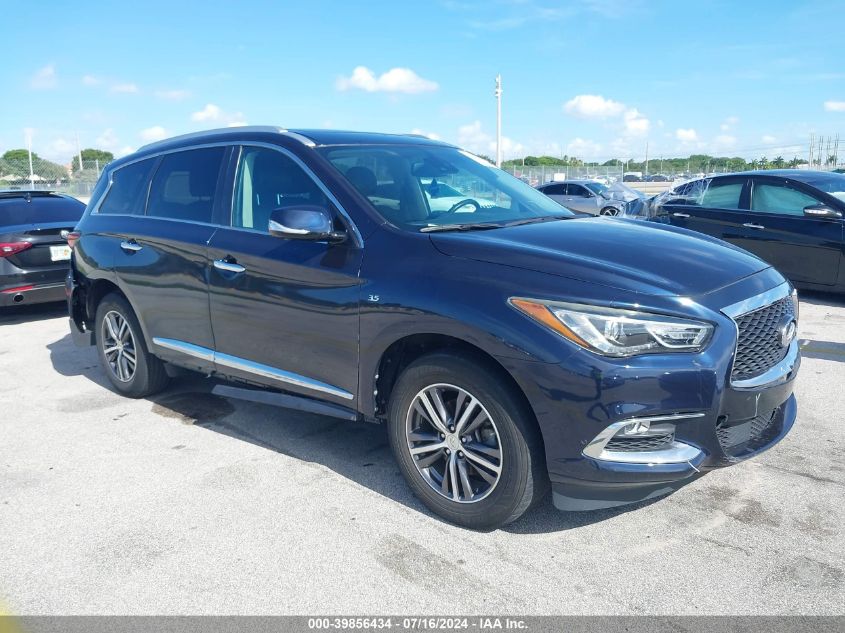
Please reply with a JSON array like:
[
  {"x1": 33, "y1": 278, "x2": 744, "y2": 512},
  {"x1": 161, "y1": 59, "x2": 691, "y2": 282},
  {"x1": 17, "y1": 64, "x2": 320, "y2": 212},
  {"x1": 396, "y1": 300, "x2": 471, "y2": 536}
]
[{"x1": 498, "y1": 304, "x2": 800, "y2": 511}]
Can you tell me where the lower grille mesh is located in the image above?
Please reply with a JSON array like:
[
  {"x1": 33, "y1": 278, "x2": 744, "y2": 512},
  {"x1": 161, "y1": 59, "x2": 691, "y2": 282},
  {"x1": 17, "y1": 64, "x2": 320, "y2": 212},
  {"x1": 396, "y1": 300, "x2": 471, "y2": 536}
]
[{"x1": 605, "y1": 432, "x2": 674, "y2": 452}]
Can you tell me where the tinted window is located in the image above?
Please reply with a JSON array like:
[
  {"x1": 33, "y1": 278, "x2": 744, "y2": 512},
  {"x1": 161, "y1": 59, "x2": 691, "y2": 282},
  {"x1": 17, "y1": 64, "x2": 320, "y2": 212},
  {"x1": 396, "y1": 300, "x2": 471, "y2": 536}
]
[
  {"x1": 0, "y1": 194, "x2": 84, "y2": 227},
  {"x1": 567, "y1": 184, "x2": 590, "y2": 197},
  {"x1": 752, "y1": 182, "x2": 824, "y2": 216},
  {"x1": 98, "y1": 158, "x2": 156, "y2": 215},
  {"x1": 147, "y1": 147, "x2": 225, "y2": 223},
  {"x1": 232, "y1": 147, "x2": 327, "y2": 231},
  {"x1": 542, "y1": 183, "x2": 566, "y2": 195},
  {"x1": 699, "y1": 181, "x2": 742, "y2": 209}
]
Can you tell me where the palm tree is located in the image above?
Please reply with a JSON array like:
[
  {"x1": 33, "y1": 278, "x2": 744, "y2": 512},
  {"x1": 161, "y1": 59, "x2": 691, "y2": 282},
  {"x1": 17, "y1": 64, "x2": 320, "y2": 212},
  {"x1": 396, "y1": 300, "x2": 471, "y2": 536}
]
[{"x1": 773, "y1": 156, "x2": 785, "y2": 168}]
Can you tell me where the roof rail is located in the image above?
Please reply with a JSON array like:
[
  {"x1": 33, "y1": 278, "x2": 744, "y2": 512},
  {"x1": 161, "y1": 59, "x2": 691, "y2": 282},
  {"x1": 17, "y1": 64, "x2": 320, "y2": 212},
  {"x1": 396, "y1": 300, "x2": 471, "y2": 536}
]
[{"x1": 137, "y1": 126, "x2": 316, "y2": 152}]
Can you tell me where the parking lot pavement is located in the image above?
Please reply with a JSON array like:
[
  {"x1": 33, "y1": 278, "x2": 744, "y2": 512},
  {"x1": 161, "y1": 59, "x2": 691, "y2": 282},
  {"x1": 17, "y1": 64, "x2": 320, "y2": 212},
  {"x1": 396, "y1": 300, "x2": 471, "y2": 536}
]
[{"x1": 0, "y1": 296, "x2": 843, "y2": 616}]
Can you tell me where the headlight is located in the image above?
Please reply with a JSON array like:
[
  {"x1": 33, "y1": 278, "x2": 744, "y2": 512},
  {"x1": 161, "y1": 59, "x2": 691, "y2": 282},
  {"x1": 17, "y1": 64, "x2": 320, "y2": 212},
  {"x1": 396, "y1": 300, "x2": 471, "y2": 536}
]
[{"x1": 510, "y1": 297, "x2": 713, "y2": 357}]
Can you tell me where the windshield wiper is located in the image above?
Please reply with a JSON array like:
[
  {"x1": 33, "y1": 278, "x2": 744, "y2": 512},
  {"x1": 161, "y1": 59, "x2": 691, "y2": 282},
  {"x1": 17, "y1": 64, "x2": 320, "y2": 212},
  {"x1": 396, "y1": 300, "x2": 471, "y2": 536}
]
[
  {"x1": 501, "y1": 214, "x2": 572, "y2": 227},
  {"x1": 420, "y1": 223, "x2": 504, "y2": 233}
]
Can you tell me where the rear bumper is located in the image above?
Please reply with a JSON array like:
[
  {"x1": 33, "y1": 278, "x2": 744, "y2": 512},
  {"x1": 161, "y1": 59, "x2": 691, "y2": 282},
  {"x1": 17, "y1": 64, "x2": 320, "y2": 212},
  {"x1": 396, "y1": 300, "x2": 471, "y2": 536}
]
[{"x1": 0, "y1": 281, "x2": 65, "y2": 307}]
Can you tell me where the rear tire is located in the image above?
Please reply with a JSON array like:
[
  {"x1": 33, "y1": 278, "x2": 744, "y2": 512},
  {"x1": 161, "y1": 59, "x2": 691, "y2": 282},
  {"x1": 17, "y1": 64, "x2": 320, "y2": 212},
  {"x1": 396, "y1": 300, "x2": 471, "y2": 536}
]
[
  {"x1": 387, "y1": 352, "x2": 548, "y2": 530},
  {"x1": 95, "y1": 293, "x2": 169, "y2": 398}
]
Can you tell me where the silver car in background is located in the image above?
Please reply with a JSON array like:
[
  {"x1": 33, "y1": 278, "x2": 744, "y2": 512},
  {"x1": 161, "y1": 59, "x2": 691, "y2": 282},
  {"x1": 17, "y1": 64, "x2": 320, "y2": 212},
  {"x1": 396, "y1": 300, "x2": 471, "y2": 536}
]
[{"x1": 536, "y1": 179, "x2": 645, "y2": 216}]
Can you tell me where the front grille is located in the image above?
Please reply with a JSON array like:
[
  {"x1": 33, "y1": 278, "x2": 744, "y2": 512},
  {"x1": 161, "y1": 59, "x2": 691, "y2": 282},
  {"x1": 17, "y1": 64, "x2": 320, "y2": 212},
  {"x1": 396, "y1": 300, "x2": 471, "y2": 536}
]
[
  {"x1": 716, "y1": 408, "x2": 781, "y2": 457},
  {"x1": 732, "y1": 296, "x2": 795, "y2": 382},
  {"x1": 605, "y1": 431, "x2": 674, "y2": 452}
]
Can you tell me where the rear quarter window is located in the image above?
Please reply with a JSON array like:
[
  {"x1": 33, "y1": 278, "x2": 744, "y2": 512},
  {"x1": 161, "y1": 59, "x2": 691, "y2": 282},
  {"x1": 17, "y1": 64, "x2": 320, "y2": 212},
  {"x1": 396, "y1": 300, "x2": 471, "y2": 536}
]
[{"x1": 98, "y1": 158, "x2": 158, "y2": 215}]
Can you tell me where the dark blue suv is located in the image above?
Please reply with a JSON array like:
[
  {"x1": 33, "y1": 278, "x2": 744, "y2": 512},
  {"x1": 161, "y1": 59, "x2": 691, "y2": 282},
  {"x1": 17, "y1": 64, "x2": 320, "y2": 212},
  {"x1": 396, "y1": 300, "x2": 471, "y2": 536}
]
[{"x1": 67, "y1": 127, "x2": 800, "y2": 529}]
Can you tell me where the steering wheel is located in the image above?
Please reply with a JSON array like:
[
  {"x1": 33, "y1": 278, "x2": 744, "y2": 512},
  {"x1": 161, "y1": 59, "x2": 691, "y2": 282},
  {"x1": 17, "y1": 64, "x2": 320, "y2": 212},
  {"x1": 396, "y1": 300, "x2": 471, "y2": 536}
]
[{"x1": 445, "y1": 198, "x2": 481, "y2": 214}]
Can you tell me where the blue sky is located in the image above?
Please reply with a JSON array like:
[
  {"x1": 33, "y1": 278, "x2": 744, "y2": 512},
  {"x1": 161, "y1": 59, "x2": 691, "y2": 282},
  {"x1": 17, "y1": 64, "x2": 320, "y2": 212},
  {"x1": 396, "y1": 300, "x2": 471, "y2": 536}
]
[{"x1": 2, "y1": 0, "x2": 844, "y2": 163}]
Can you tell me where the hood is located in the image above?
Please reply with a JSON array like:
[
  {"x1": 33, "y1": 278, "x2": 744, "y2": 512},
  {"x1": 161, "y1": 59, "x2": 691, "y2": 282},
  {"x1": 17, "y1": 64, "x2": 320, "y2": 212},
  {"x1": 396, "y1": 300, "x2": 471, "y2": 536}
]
[{"x1": 429, "y1": 217, "x2": 770, "y2": 297}]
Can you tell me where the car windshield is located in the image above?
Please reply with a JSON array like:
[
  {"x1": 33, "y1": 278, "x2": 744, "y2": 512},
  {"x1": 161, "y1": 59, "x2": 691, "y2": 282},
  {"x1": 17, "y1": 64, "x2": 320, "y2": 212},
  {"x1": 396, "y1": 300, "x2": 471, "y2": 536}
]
[
  {"x1": 802, "y1": 174, "x2": 845, "y2": 203},
  {"x1": 584, "y1": 182, "x2": 609, "y2": 196},
  {"x1": 318, "y1": 144, "x2": 573, "y2": 231}
]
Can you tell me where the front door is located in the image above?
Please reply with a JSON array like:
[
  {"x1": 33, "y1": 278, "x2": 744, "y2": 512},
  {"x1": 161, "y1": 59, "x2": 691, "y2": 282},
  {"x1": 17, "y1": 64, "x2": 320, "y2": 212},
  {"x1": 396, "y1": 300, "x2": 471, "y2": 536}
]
[
  {"x1": 744, "y1": 177, "x2": 843, "y2": 286},
  {"x1": 562, "y1": 183, "x2": 597, "y2": 214},
  {"x1": 207, "y1": 145, "x2": 363, "y2": 405}
]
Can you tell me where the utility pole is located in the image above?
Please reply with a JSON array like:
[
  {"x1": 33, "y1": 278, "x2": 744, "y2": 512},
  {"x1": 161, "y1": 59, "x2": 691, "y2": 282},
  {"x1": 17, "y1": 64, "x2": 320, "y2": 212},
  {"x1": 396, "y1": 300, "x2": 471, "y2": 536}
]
[
  {"x1": 495, "y1": 74, "x2": 502, "y2": 168},
  {"x1": 644, "y1": 141, "x2": 649, "y2": 177},
  {"x1": 75, "y1": 131, "x2": 84, "y2": 173},
  {"x1": 808, "y1": 133, "x2": 814, "y2": 168},
  {"x1": 26, "y1": 129, "x2": 35, "y2": 188}
]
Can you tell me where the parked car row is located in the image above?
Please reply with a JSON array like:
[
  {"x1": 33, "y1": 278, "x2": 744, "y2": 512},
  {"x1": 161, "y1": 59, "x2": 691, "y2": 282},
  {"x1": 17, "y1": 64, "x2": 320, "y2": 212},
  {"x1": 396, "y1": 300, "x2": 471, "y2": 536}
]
[{"x1": 61, "y1": 127, "x2": 801, "y2": 529}]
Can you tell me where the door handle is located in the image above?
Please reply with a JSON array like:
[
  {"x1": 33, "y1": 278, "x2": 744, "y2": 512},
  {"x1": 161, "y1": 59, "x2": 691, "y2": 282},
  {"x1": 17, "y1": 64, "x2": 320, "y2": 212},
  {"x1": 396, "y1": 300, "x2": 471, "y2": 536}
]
[
  {"x1": 120, "y1": 240, "x2": 142, "y2": 252},
  {"x1": 743, "y1": 223, "x2": 765, "y2": 230},
  {"x1": 213, "y1": 258, "x2": 246, "y2": 274},
  {"x1": 672, "y1": 212, "x2": 690, "y2": 218}
]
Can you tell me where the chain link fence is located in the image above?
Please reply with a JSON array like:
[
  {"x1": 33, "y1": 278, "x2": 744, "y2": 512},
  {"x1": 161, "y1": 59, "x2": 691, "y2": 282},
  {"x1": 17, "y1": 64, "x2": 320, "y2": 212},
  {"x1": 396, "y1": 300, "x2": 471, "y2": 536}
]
[
  {"x1": 0, "y1": 158, "x2": 107, "y2": 199},
  {"x1": 502, "y1": 165, "x2": 624, "y2": 186}
]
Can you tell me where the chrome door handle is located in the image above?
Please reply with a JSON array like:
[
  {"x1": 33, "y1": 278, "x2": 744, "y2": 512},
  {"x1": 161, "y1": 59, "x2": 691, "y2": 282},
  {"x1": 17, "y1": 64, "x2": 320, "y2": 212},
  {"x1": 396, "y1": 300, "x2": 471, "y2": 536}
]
[
  {"x1": 120, "y1": 240, "x2": 142, "y2": 252},
  {"x1": 213, "y1": 259, "x2": 246, "y2": 273},
  {"x1": 672, "y1": 212, "x2": 690, "y2": 218},
  {"x1": 743, "y1": 223, "x2": 765, "y2": 230}
]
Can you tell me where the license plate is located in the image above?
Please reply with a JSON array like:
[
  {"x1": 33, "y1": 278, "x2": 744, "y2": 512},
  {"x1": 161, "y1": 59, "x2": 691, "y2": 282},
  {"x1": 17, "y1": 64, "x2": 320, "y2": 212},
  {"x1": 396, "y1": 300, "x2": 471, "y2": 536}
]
[{"x1": 50, "y1": 245, "x2": 71, "y2": 261}]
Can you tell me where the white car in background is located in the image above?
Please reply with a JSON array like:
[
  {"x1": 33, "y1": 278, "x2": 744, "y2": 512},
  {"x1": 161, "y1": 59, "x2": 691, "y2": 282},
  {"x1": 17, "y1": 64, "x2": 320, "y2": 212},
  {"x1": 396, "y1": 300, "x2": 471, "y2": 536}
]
[{"x1": 536, "y1": 179, "x2": 644, "y2": 216}]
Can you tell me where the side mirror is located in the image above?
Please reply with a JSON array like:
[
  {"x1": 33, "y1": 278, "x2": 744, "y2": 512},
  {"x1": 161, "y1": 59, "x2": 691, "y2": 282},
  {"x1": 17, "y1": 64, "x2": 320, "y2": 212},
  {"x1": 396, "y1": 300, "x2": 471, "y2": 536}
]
[
  {"x1": 268, "y1": 206, "x2": 346, "y2": 242},
  {"x1": 804, "y1": 204, "x2": 843, "y2": 219}
]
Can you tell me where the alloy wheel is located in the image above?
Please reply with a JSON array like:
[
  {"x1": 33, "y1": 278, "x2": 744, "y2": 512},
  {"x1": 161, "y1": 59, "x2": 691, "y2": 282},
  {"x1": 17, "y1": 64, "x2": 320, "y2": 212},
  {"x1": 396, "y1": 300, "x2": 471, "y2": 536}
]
[
  {"x1": 405, "y1": 383, "x2": 503, "y2": 503},
  {"x1": 101, "y1": 310, "x2": 137, "y2": 383}
]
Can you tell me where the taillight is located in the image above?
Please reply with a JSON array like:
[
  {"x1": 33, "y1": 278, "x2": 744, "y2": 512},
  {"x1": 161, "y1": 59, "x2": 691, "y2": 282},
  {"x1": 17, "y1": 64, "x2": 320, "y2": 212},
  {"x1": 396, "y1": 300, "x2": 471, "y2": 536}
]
[
  {"x1": 0, "y1": 242, "x2": 33, "y2": 258},
  {"x1": 66, "y1": 231, "x2": 81, "y2": 250}
]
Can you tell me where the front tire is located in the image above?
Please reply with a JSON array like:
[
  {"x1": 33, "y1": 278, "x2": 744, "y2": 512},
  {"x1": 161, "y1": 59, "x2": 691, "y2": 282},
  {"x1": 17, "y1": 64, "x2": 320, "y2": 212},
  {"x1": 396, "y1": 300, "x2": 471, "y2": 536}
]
[
  {"x1": 387, "y1": 352, "x2": 548, "y2": 530},
  {"x1": 600, "y1": 206, "x2": 620, "y2": 216},
  {"x1": 95, "y1": 293, "x2": 169, "y2": 398}
]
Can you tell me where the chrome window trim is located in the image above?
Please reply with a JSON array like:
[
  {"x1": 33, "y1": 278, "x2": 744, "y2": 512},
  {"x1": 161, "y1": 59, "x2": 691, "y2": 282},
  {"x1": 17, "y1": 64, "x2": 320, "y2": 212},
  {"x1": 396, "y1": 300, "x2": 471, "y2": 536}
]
[
  {"x1": 582, "y1": 412, "x2": 706, "y2": 464},
  {"x1": 151, "y1": 337, "x2": 354, "y2": 401},
  {"x1": 137, "y1": 126, "x2": 316, "y2": 153},
  {"x1": 721, "y1": 282, "x2": 797, "y2": 389}
]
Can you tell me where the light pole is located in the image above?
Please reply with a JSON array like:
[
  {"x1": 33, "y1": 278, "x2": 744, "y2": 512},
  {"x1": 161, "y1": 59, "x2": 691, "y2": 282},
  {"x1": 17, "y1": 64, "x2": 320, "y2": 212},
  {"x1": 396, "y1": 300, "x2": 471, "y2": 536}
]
[{"x1": 495, "y1": 74, "x2": 502, "y2": 168}]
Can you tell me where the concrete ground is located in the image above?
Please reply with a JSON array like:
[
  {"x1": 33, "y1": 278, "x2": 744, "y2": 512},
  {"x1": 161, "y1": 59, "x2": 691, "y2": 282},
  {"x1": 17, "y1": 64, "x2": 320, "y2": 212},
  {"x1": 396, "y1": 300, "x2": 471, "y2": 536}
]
[{"x1": 0, "y1": 293, "x2": 843, "y2": 615}]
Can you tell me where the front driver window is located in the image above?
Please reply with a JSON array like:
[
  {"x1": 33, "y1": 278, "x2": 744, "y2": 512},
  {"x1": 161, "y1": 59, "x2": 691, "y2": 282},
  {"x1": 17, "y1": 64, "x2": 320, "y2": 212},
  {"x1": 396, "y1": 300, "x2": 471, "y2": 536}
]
[
  {"x1": 751, "y1": 182, "x2": 822, "y2": 217},
  {"x1": 233, "y1": 147, "x2": 328, "y2": 232}
]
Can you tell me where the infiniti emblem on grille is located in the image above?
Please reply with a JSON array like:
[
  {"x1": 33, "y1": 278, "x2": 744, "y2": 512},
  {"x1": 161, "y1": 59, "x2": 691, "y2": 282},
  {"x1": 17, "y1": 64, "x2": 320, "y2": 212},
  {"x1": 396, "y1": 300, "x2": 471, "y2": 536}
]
[{"x1": 777, "y1": 315, "x2": 797, "y2": 348}]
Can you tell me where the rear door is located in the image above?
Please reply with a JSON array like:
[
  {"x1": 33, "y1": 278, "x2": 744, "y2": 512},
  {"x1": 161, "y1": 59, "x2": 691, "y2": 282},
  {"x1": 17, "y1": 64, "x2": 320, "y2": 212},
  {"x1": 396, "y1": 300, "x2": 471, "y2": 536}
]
[
  {"x1": 744, "y1": 177, "x2": 843, "y2": 286},
  {"x1": 206, "y1": 144, "x2": 362, "y2": 405},
  {"x1": 538, "y1": 183, "x2": 567, "y2": 205},
  {"x1": 110, "y1": 146, "x2": 229, "y2": 363},
  {"x1": 662, "y1": 177, "x2": 754, "y2": 248}
]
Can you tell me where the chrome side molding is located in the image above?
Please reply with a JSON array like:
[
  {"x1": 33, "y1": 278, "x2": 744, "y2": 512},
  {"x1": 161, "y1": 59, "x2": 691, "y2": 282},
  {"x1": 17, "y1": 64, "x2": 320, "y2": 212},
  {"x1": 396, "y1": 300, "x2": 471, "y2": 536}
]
[{"x1": 151, "y1": 337, "x2": 353, "y2": 400}]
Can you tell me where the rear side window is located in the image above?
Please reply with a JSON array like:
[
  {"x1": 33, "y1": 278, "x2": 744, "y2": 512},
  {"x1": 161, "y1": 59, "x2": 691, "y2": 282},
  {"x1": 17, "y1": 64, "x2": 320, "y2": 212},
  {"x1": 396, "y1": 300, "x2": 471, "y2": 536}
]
[
  {"x1": 699, "y1": 181, "x2": 742, "y2": 209},
  {"x1": 147, "y1": 147, "x2": 226, "y2": 223},
  {"x1": 751, "y1": 182, "x2": 823, "y2": 216},
  {"x1": 98, "y1": 158, "x2": 157, "y2": 215},
  {"x1": 0, "y1": 195, "x2": 85, "y2": 226}
]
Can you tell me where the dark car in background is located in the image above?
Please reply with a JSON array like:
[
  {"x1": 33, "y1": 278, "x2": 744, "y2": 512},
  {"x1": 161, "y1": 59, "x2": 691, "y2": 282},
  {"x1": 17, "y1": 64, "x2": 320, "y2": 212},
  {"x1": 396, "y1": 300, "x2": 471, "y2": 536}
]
[
  {"x1": 1, "y1": 191, "x2": 85, "y2": 306},
  {"x1": 67, "y1": 127, "x2": 799, "y2": 529},
  {"x1": 646, "y1": 170, "x2": 845, "y2": 293}
]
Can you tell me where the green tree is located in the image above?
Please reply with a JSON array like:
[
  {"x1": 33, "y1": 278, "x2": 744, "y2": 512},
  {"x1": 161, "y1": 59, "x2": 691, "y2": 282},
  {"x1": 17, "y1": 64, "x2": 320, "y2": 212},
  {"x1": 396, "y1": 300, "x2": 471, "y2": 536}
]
[
  {"x1": 773, "y1": 156, "x2": 785, "y2": 168},
  {"x1": 71, "y1": 148, "x2": 114, "y2": 172}
]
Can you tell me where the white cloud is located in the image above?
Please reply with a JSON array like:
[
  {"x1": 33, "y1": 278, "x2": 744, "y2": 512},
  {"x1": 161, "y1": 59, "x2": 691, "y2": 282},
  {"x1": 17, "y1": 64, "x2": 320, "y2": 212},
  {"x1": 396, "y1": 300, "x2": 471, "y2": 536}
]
[
  {"x1": 720, "y1": 116, "x2": 739, "y2": 131},
  {"x1": 155, "y1": 89, "x2": 191, "y2": 101},
  {"x1": 30, "y1": 64, "x2": 57, "y2": 90},
  {"x1": 824, "y1": 100, "x2": 845, "y2": 112},
  {"x1": 762, "y1": 134, "x2": 777, "y2": 143},
  {"x1": 190, "y1": 103, "x2": 247, "y2": 127},
  {"x1": 82, "y1": 75, "x2": 101, "y2": 87},
  {"x1": 455, "y1": 120, "x2": 522, "y2": 158},
  {"x1": 564, "y1": 94, "x2": 625, "y2": 118},
  {"x1": 45, "y1": 138, "x2": 75, "y2": 160},
  {"x1": 95, "y1": 128, "x2": 120, "y2": 152},
  {"x1": 116, "y1": 145, "x2": 135, "y2": 158},
  {"x1": 139, "y1": 126, "x2": 168, "y2": 142},
  {"x1": 623, "y1": 108, "x2": 650, "y2": 135},
  {"x1": 409, "y1": 128, "x2": 441, "y2": 140},
  {"x1": 111, "y1": 82, "x2": 139, "y2": 94},
  {"x1": 713, "y1": 134, "x2": 737, "y2": 149},
  {"x1": 566, "y1": 137, "x2": 602, "y2": 159},
  {"x1": 676, "y1": 128, "x2": 698, "y2": 142},
  {"x1": 336, "y1": 66, "x2": 438, "y2": 94}
]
